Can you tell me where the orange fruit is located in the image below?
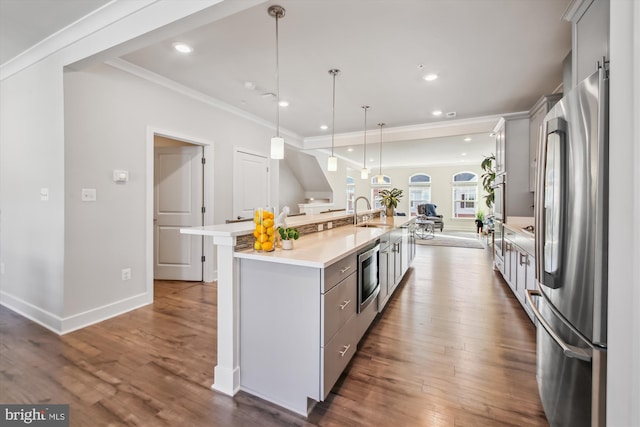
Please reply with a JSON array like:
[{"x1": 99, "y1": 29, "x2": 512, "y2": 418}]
[
  {"x1": 260, "y1": 233, "x2": 269, "y2": 243},
  {"x1": 261, "y1": 241, "x2": 273, "y2": 251},
  {"x1": 254, "y1": 241, "x2": 262, "y2": 250},
  {"x1": 263, "y1": 219, "x2": 274, "y2": 228},
  {"x1": 253, "y1": 230, "x2": 260, "y2": 238}
]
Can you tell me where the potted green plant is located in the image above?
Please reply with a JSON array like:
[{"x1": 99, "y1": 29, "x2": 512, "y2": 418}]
[
  {"x1": 379, "y1": 188, "x2": 403, "y2": 217},
  {"x1": 481, "y1": 154, "x2": 495, "y2": 209},
  {"x1": 475, "y1": 210, "x2": 485, "y2": 234},
  {"x1": 278, "y1": 227, "x2": 300, "y2": 250}
]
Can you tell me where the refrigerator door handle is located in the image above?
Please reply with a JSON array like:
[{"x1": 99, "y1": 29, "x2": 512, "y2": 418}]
[{"x1": 526, "y1": 290, "x2": 592, "y2": 362}]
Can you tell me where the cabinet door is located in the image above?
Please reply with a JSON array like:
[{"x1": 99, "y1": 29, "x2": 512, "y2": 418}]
[
  {"x1": 515, "y1": 250, "x2": 528, "y2": 305},
  {"x1": 393, "y1": 239, "x2": 403, "y2": 289},
  {"x1": 322, "y1": 273, "x2": 357, "y2": 346},
  {"x1": 523, "y1": 253, "x2": 537, "y2": 322},
  {"x1": 495, "y1": 124, "x2": 506, "y2": 175},
  {"x1": 529, "y1": 104, "x2": 547, "y2": 192}
]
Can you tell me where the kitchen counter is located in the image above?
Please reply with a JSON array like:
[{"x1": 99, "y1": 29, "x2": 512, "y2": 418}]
[
  {"x1": 179, "y1": 212, "x2": 414, "y2": 402},
  {"x1": 504, "y1": 216, "x2": 534, "y2": 256},
  {"x1": 235, "y1": 216, "x2": 411, "y2": 268}
]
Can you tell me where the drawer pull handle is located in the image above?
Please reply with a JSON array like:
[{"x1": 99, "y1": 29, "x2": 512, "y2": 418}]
[
  {"x1": 339, "y1": 344, "x2": 351, "y2": 357},
  {"x1": 339, "y1": 299, "x2": 351, "y2": 310},
  {"x1": 340, "y1": 265, "x2": 352, "y2": 274}
]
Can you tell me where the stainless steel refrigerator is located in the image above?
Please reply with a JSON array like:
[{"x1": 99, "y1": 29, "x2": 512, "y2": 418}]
[{"x1": 527, "y1": 66, "x2": 608, "y2": 427}]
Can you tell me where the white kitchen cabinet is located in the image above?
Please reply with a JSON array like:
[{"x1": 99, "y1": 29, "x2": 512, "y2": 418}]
[
  {"x1": 494, "y1": 114, "x2": 534, "y2": 219},
  {"x1": 500, "y1": 226, "x2": 536, "y2": 323},
  {"x1": 378, "y1": 232, "x2": 392, "y2": 311},
  {"x1": 529, "y1": 94, "x2": 563, "y2": 192},
  {"x1": 239, "y1": 254, "x2": 359, "y2": 416}
]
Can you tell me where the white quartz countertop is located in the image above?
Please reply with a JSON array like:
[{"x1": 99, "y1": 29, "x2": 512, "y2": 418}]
[{"x1": 182, "y1": 213, "x2": 414, "y2": 268}]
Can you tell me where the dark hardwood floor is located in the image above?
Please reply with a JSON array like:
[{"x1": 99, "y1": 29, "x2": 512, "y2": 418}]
[{"x1": 0, "y1": 242, "x2": 547, "y2": 426}]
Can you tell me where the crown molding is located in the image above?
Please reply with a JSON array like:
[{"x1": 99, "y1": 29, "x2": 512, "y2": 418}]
[
  {"x1": 303, "y1": 114, "x2": 505, "y2": 149},
  {"x1": 0, "y1": 0, "x2": 157, "y2": 81},
  {"x1": 106, "y1": 58, "x2": 303, "y2": 143}
]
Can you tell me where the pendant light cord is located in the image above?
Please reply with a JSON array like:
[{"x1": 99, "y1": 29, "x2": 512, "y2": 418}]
[
  {"x1": 362, "y1": 106, "x2": 369, "y2": 167},
  {"x1": 378, "y1": 123, "x2": 385, "y2": 177},
  {"x1": 328, "y1": 69, "x2": 340, "y2": 158},
  {"x1": 275, "y1": 11, "x2": 280, "y2": 138}
]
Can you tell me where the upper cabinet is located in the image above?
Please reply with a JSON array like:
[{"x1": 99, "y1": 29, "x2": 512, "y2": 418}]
[
  {"x1": 494, "y1": 113, "x2": 534, "y2": 219},
  {"x1": 563, "y1": 0, "x2": 610, "y2": 89},
  {"x1": 529, "y1": 94, "x2": 562, "y2": 192}
]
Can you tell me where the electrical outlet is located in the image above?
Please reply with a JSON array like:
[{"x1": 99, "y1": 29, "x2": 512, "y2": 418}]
[
  {"x1": 317, "y1": 223, "x2": 324, "y2": 232},
  {"x1": 121, "y1": 268, "x2": 131, "y2": 281},
  {"x1": 327, "y1": 222, "x2": 333, "y2": 229},
  {"x1": 82, "y1": 188, "x2": 97, "y2": 202}
]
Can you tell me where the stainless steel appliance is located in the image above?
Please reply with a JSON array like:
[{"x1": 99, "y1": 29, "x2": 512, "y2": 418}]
[
  {"x1": 527, "y1": 66, "x2": 608, "y2": 427},
  {"x1": 357, "y1": 242, "x2": 380, "y2": 313}
]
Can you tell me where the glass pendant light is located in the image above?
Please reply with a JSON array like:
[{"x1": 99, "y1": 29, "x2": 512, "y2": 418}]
[
  {"x1": 361, "y1": 105, "x2": 370, "y2": 179},
  {"x1": 327, "y1": 69, "x2": 340, "y2": 171},
  {"x1": 376, "y1": 122, "x2": 386, "y2": 184},
  {"x1": 269, "y1": 5, "x2": 285, "y2": 159}
]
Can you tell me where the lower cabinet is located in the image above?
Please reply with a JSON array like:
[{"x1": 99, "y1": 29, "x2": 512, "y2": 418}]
[
  {"x1": 501, "y1": 230, "x2": 535, "y2": 323},
  {"x1": 238, "y1": 252, "x2": 362, "y2": 416}
]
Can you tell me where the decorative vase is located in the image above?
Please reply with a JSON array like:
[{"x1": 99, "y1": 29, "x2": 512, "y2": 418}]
[
  {"x1": 386, "y1": 207, "x2": 395, "y2": 218},
  {"x1": 282, "y1": 239, "x2": 293, "y2": 250},
  {"x1": 253, "y1": 207, "x2": 275, "y2": 252}
]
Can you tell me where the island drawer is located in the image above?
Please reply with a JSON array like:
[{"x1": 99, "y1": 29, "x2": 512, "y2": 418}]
[
  {"x1": 323, "y1": 253, "x2": 357, "y2": 292},
  {"x1": 322, "y1": 272, "x2": 357, "y2": 346},
  {"x1": 321, "y1": 313, "x2": 356, "y2": 399}
]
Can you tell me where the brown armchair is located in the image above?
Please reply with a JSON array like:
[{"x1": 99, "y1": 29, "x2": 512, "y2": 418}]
[{"x1": 417, "y1": 203, "x2": 444, "y2": 231}]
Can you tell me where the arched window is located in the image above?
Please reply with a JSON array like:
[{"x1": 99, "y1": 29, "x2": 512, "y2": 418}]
[
  {"x1": 346, "y1": 176, "x2": 355, "y2": 213},
  {"x1": 452, "y1": 172, "x2": 478, "y2": 218},
  {"x1": 371, "y1": 175, "x2": 391, "y2": 209},
  {"x1": 408, "y1": 173, "x2": 431, "y2": 216}
]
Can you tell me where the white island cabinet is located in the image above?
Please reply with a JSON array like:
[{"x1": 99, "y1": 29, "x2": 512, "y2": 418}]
[
  {"x1": 181, "y1": 212, "x2": 415, "y2": 417},
  {"x1": 239, "y1": 253, "x2": 359, "y2": 416}
]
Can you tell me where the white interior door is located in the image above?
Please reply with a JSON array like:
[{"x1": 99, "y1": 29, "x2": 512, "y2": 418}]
[
  {"x1": 234, "y1": 150, "x2": 269, "y2": 219},
  {"x1": 154, "y1": 146, "x2": 203, "y2": 281}
]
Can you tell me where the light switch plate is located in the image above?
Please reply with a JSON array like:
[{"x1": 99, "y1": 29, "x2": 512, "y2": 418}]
[
  {"x1": 113, "y1": 170, "x2": 129, "y2": 183},
  {"x1": 82, "y1": 188, "x2": 97, "y2": 202},
  {"x1": 40, "y1": 188, "x2": 49, "y2": 201}
]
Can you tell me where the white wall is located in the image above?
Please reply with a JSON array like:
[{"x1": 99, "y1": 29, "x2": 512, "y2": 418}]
[
  {"x1": 607, "y1": 1, "x2": 640, "y2": 425},
  {"x1": 61, "y1": 63, "x2": 281, "y2": 325},
  {"x1": 278, "y1": 161, "x2": 305, "y2": 214},
  {"x1": 0, "y1": 56, "x2": 66, "y2": 329}
]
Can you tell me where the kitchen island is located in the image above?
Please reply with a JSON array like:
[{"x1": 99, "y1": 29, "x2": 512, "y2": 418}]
[{"x1": 181, "y1": 212, "x2": 415, "y2": 415}]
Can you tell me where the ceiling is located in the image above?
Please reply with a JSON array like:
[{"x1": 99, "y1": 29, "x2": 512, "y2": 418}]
[{"x1": 0, "y1": 0, "x2": 572, "y2": 168}]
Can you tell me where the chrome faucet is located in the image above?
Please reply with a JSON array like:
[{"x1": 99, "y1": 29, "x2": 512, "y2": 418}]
[{"x1": 354, "y1": 196, "x2": 371, "y2": 225}]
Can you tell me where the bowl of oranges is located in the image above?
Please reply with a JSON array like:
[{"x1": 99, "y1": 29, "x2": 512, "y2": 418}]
[{"x1": 253, "y1": 207, "x2": 275, "y2": 252}]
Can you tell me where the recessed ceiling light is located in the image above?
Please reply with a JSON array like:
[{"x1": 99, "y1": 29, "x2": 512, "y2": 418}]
[
  {"x1": 461, "y1": 152, "x2": 467, "y2": 156},
  {"x1": 369, "y1": 158, "x2": 375, "y2": 162},
  {"x1": 173, "y1": 42, "x2": 193, "y2": 53},
  {"x1": 278, "y1": 100, "x2": 289, "y2": 107},
  {"x1": 244, "y1": 81, "x2": 256, "y2": 90},
  {"x1": 464, "y1": 137, "x2": 472, "y2": 142},
  {"x1": 423, "y1": 73, "x2": 438, "y2": 81},
  {"x1": 347, "y1": 148, "x2": 354, "y2": 152},
  {"x1": 320, "y1": 125, "x2": 328, "y2": 130},
  {"x1": 432, "y1": 110, "x2": 443, "y2": 116}
]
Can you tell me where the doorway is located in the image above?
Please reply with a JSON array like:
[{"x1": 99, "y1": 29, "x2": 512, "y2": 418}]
[
  {"x1": 233, "y1": 149, "x2": 270, "y2": 219},
  {"x1": 153, "y1": 135, "x2": 205, "y2": 281}
]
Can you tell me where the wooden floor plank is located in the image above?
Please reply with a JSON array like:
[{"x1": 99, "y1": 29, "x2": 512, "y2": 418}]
[{"x1": 0, "y1": 243, "x2": 547, "y2": 426}]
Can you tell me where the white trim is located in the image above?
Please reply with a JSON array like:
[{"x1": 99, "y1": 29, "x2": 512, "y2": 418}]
[
  {"x1": 107, "y1": 59, "x2": 304, "y2": 144},
  {"x1": 1, "y1": 290, "x2": 152, "y2": 335},
  {"x1": 304, "y1": 114, "x2": 506, "y2": 149},
  {"x1": 147, "y1": 126, "x2": 216, "y2": 284}
]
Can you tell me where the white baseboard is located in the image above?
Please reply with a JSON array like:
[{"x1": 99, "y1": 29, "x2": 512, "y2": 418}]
[{"x1": 0, "y1": 290, "x2": 153, "y2": 335}]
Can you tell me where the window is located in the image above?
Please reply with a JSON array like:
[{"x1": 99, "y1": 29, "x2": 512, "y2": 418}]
[
  {"x1": 408, "y1": 173, "x2": 431, "y2": 216},
  {"x1": 370, "y1": 175, "x2": 391, "y2": 209},
  {"x1": 346, "y1": 176, "x2": 355, "y2": 213},
  {"x1": 452, "y1": 172, "x2": 478, "y2": 218}
]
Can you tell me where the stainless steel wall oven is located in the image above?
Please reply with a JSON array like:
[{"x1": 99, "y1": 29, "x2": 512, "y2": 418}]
[{"x1": 358, "y1": 242, "x2": 380, "y2": 313}]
